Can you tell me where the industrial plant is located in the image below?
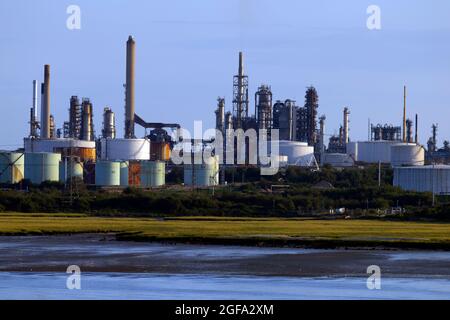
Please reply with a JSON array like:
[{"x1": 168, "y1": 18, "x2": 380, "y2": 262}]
[{"x1": 1, "y1": 36, "x2": 450, "y2": 197}]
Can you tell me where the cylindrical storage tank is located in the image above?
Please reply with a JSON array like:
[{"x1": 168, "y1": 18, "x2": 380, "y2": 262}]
[
  {"x1": 150, "y1": 142, "x2": 171, "y2": 161},
  {"x1": 353, "y1": 141, "x2": 398, "y2": 163},
  {"x1": 95, "y1": 161, "x2": 120, "y2": 186},
  {"x1": 394, "y1": 165, "x2": 450, "y2": 194},
  {"x1": 140, "y1": 161, "x2": 165, "y2": 187},
  {"x1": 391, "y1": 143, "x2": 425, "y2": 167},
  {"x1": 277, "y1": 140, "x2": 315, "y2": 166},
  {"x1": 0, "y1": 152, "x2": 25, "y2": 184},
  {"x1": 346, "y1": 142, "x2": 358, "y2": 161},
  {"x1": 128, "y1": 160, "x2": 141, "y2": 186},
  {"x1": 25, "y1": 152, "x2": 61, "y2": 184},
  {"x1": 59, "y1": 159, "x2": 83, "y2": 183},
  {"x1": 120, "y1": 161, "x2": 129, "y2": 187},
  {"x1": 323, "y1": 153, "x2": 354, "y2": 167},
  {"x1": 184, "y1": 157, "x2": 219, "y2": 187},
  {"x1": 100, "y1": 138, "x2": 150, "y2": 161}
]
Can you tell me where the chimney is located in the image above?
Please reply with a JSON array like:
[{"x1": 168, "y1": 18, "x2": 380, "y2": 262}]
[
  {"x1": 41, "y1": 65, "x2": 51, "y2": 139},
  {"x1": 403, "y1": 85, "x2": 407, "y2": 143},
  {"x1": 415, "y1": 114, "x2": 418, "y2": 144},
  {"x1": 29, "y1": 80, "x2": 38, "y2": 137},
  {"x1": 125, "y1": 36, "x2": 136, "y2": 139},
  {"x1": 343, "y1": 107, "x2": 350, "y2": 144}
]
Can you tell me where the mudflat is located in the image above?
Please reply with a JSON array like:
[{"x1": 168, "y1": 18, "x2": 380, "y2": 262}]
[{"x1": 1, "y1": 234, "x2": 450, "y2": 278}]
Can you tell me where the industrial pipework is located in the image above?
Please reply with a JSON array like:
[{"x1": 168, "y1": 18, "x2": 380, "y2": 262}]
[{"x1": 232, "y1": 52, "x2": 249, "y2": 129}]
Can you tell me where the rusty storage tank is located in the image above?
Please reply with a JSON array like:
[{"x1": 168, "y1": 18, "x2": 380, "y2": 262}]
[
  {"x1": 128, "y1": 160, "x2": 141, "y2": 186},
  {"x1": 150, "y1": 142, "x2": 171, "y2": 161},
  {"x1": 0, "y1": 152, "x2": 25, "y2": 184}
]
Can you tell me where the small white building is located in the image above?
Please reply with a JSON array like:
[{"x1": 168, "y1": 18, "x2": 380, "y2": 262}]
[{"x1": 393, "y1": 165, "x2": 450, "y2": 195}]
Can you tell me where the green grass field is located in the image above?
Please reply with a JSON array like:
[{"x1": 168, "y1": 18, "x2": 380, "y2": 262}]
[{"x1": 1, "y1": 213, "x2": 450, "y2": 249}]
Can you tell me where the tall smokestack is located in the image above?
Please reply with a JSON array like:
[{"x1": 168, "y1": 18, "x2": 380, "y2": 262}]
[
  {"x1": 41, "y1": 65, "x2": 51, "y2": 139},
  {"x1": 343, "y1": 107, "x2": 350, "y2": 144},
  {"x1": 32, "y1": 80, "x2": 38, "y2": 120},
  {"x1": 238, "y1": 52, "x2": 244, "y2": 78},
  {"x1": 403, "y1": 85, "x2": 407, "y2": 143},
  {"x1": 29, "y1": 80, "x2": 38, "y2": 137},
  {"x1": 415, "y1": 113, "x2": 418, "y2": 144},
  {"x1": 125, "y1": 35, "x2": 136, "y2": 139}
]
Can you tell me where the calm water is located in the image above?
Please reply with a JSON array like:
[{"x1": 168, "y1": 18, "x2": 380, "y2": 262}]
[
  {"x1": 1, "y1": 272, "x2": 450, "y2": 300},
  {"x1": 1, "y1": 236, "x2": 450, "y2": 300}
]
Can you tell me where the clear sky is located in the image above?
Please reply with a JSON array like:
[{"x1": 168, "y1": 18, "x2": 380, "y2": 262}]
[{"x1": 1, "y1": 0, "x2": 449, "y2": 149}]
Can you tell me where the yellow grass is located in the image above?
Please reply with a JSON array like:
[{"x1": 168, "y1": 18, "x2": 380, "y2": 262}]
[{"x1": 0, "y1": 214, "x2": 450, "y2": 247}]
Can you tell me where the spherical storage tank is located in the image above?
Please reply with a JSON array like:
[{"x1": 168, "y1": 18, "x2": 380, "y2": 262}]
[
  {"x1": 278, "y1": 141, "x2": 315, "y2": 166},
  {"x1": 25, "y1": 153, "x2": 61, "y2": 184},
  {"x1": 184, "y1": 156, "x2": 219, "y2": 187},
  {"x1": 95, "y1": 161, "x2": 121, "y2": 186},
  {"x1": 390, "y1": 143, "x2": 425, "y2": 167},
  {"x1": 140, "y1": 161, "x2": 165, "y2": 187},
  {"x1": 59, "y1": 160, "x2": 84, "y2": 183},
  {"x1": 0, "y1": 152, "x2": 24, "y2": 184}
]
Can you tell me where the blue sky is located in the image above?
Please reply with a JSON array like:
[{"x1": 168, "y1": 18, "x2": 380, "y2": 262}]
[{"x1": 1, "y1": 0, "x2": 450, "y2": 149}]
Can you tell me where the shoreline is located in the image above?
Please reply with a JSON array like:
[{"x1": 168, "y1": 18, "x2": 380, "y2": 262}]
[{"x1": 1, "y1": 231, "x2": 450, "y2": 251}]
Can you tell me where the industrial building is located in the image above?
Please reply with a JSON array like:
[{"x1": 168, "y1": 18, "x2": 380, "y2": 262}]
[
  {"x1": 1, "y1": 35, "x2": 448, "y2": 195},
  {"x1": 213, "y1": 52, "x2": 322, "y2": 168},
  {"x1": 1, "y1": 35, "x2": 222, "y2": 189}
]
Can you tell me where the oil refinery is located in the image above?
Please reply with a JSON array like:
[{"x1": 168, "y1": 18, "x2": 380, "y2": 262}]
[{"x1": 1, "y1": 36, "x2": 450, "y2": 195}]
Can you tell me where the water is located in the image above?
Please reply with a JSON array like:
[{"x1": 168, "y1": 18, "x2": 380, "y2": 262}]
[
  {"x1": 1, "y1": 235, "x2": 450, "y2": 300},
  {"x1": 1, "y1": 272, "x2": 450, "y2": 300}
]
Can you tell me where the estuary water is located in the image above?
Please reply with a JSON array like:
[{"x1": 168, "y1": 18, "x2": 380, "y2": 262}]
[
  {"x1": 0, "y1": 235, "x2": 449, "y2": 300},
  {"x1": 1, "y1": 272, "x2": 450, "y2": 300}
]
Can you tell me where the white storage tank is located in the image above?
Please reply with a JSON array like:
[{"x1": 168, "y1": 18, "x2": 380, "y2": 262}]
[
  {"x1": 0, "y1": 152, "x2": 25, "y2": 184},
  {"x1": 322, "y1": 153, "x2": 354, "y2": 167},
  {"x1": 278, "y1": 140, "x2": 315, "y2": 166},
  {"x1": 349, "y1": 141, "x2": 399, "y2": 163},
  {"x1": 184, "y1": 156, "x2": 219, "y2": 187},
  {"x1": 140, "y1": 161, "x2": 165, "y2": 187},
  {"x1": 95, "y1": 161, "x2": 121, "y2": 186},
  {"x1": 100, "y1": 138, "x2": 150, "y2": 161},
  {"x1": 391, "y1": 143, "x2": 425, "y2": 167},
  {"x1": 394, "y1": 165, "x2": 450, "y2": 195},
  {"x1": 25, "y1": 152, "x2": 61, "y2": 184},
  {"x1": 59, "y1": 159, "x2": 84, "y2": 183}
]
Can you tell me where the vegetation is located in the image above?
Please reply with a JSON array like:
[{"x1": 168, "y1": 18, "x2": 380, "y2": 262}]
[
  {"x1": 0, "y1": 165, "x2": 448, "y2": 220},
  {"x1": 1, "y1": 214, "x2": 450, "y2": 249}
]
